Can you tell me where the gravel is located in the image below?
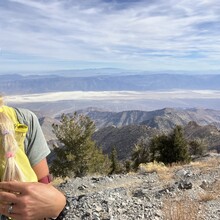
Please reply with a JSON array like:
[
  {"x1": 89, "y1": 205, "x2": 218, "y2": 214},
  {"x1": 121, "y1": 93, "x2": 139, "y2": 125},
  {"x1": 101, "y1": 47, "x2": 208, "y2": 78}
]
[{"x1": 57, "y1": 154, "x2": 220, "y2": 220}]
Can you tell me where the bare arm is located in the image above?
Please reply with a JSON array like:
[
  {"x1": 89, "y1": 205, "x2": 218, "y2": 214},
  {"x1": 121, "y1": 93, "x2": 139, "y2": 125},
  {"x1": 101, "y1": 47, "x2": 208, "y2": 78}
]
[{"x1": 32, "y1": 158, "x2": 50, "y2": 180}]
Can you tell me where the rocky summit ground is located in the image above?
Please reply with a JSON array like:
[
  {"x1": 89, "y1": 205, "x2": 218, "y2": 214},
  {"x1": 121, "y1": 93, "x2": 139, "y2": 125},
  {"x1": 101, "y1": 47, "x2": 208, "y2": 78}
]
[{"x1": 56, "y1": 153, "x2": 220, "y2": 220}]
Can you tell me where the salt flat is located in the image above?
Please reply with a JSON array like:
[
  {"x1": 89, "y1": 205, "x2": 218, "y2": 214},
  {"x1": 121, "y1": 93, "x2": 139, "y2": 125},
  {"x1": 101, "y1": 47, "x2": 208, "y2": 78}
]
[{"x1": 6, "y1": 90, "x2": 220, "y2": 103}]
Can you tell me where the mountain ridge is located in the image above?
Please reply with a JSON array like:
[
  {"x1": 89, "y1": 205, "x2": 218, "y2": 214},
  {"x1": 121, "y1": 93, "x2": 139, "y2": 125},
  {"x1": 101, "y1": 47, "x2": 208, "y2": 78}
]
[
  {"x1": 2, "y1": 73, "x2": 220, "y2": 95},
  {"x1": 76, "y1": 107, "x2": 220, "y2": 130},
  {"x1": 39, "y1": 107, "x2": 220, "y2": 161}
]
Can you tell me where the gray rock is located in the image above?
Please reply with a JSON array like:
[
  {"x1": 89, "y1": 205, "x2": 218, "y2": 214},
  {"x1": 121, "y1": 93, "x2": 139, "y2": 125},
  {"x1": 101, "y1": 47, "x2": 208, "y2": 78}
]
[{"x1": 57, "y1": 155, "x2": 220, "y2": 220}]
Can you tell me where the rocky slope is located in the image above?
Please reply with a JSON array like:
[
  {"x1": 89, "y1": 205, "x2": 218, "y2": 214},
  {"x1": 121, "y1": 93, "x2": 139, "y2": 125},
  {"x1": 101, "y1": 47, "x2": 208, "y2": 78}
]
[{"x1": 56, "y1": 153, "x2": 220, "y2": 220}]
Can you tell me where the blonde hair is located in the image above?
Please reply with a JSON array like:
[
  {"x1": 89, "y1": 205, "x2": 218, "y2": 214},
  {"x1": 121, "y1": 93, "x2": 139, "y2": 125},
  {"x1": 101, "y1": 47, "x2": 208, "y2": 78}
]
[{"x1": 0, "y1": 96, "x2": 25, "y2": 181}]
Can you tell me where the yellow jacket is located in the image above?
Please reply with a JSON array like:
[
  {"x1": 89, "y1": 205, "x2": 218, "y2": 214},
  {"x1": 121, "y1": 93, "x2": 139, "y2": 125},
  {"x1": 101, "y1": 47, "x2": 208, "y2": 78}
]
[{"x1": 0, "y1": 106, "x2": 37, "y2": 182}]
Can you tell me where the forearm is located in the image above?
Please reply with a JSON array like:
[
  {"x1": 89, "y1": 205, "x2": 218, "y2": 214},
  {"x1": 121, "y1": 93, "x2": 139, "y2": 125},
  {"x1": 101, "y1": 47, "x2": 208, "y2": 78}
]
[
  {"x1": 48, "y1": 198, "x2": 69, "y2": 220},
  {"x1": 48, "y1": 187, "x2": 66, "y2": 219},
  {"x1": 33, "y1": 159, "x2": 66, "y2": 218}
]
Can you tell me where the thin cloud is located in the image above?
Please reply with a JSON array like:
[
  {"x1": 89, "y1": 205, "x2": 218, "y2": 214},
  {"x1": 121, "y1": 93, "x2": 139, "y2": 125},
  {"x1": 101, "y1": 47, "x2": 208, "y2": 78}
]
[{"x1": 0, "y1": 0, "x2": 220, "y2": 71}]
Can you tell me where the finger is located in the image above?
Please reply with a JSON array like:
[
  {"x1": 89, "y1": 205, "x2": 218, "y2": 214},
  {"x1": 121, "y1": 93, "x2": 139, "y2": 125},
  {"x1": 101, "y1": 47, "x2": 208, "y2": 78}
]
[
  {"x1": 0, "y1": 191, "x2": 19, "y2": 204},
  {"x1": 0, "y1": 182, "x2": 28, "y2": 194},
  {"x1": 0, "y1": 203, "x2": 20, "y2": 217}
]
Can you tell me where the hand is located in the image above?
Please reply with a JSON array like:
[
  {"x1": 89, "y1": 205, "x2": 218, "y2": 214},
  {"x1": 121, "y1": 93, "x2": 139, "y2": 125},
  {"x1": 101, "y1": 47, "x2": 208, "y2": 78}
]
[{"x1": 0, "y1": 181, "x2": 66, "y2": 220}]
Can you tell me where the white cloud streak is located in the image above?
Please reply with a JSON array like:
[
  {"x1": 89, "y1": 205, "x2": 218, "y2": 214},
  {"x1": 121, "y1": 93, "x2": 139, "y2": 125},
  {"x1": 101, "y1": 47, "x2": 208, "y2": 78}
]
[{"x1": 0, "y1": 0, "x2": 220, "y2": 71}]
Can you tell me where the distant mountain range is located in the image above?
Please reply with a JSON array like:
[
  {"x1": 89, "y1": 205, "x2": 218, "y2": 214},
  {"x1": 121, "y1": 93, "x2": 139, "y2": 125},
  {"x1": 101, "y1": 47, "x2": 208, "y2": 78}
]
[
  {"x1": 77, "y1": 107, "x2": 220, "y2": 130},
  {"x1": 2, "y1": 71, "x2": 220, "y2": 160},
  {"x1": 40, "y1": 107, "x2": 220, "y2": 160},
  {"x1": 1, "y1": 73, "x2": 220, "y2": 95}
]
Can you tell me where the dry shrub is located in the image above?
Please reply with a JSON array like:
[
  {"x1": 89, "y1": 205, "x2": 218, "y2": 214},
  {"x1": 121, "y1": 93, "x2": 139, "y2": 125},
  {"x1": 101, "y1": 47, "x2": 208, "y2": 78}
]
[
  {"x1": 166, "y1": 161, "x2": 191, "y2": 174},
  {"x1": 158, "y1": 171, "x2": 174, "y2": 182},
  {"x1": 198, "y1": 192, "x2": 216, "y2": 202},
  {"x1": 138, "y1": 161, "x2": 168, "y2": 174},
  {"x1": 209, "y1": 180, "x2": 220, "y2": 193},
  {"x1": 201, "y1": 179, "x2": 220, "y2": 199},
  {"x1": 163, "y1": 197, "x2": 200, "y2": 220},
  {"x1": 138, "y1": 161, "x2": 174, "y2": 182},
  {"x1": 190, "y1": 157, "x2": 220, "y2": 170},
  {"x1": 52, "y1": 177, "x2": 69, "y2": 186}
]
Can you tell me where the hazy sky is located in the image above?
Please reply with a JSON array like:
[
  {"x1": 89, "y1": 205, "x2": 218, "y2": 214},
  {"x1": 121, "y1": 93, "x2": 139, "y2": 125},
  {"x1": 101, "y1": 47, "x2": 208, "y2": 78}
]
[{"x1": 0, "y1": 0, "x2": 220, "y2": 73}]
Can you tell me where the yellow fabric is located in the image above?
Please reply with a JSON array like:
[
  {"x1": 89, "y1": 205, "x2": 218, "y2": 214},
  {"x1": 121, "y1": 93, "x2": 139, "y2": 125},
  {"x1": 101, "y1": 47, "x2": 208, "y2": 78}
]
[{"x1": 0, "y1": 106, "x2": 38, "y2": 182}]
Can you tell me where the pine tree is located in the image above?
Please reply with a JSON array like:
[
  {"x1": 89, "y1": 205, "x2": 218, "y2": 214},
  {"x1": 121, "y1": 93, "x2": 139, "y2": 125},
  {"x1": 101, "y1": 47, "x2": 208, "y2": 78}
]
[
  {"x1": 109, "y1": 147, "x2": 121, "y2": 175},
  {"x1": 51, "y1": 112, "x2": 109, "y2": 178},
  {"x1": 170, "y1": 125, "x2": 190, "y2": 163},
  {"x1": 131, "y1": 139, "x2": 151, "y2": 171},
  {"x1": 149, "y1": 134, "x2": 167, "y2": 162}
]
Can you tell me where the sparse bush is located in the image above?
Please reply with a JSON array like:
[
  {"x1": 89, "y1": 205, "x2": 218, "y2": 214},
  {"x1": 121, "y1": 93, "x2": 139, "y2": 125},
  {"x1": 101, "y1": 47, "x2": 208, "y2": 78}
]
[
  {"x1": 190, "y1": 157, "x2": 220, "y2": 170},
  {"x1": 138, "y1": 161, "x2": 167, "y2": 174},
  {"x1": 163, "y1": 197, "x2": 200, "y2": 220},
  {"x1": 188, "y1": 138, "x2": 208, "y2": 156},
  {"x1": 199, "y1": 179, "x2": 220, "y2": 201},
  {"x1": 198, "y1": 192, "x2": 216, "y2": 202}
]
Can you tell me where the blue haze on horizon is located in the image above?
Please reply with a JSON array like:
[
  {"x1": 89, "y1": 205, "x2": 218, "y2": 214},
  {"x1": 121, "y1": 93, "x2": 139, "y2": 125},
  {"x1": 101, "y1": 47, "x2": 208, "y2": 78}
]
[{"x1": 0, "y1": 0, "x2": 220, "y2": 74}]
